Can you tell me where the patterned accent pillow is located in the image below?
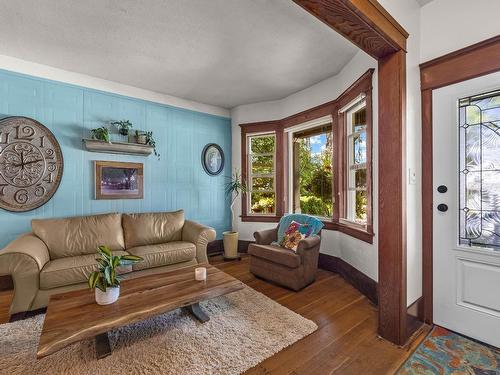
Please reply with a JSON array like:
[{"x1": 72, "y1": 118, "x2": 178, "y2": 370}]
[{"x1": 279, "y1": 221, "x2": 312, "y2": 251}]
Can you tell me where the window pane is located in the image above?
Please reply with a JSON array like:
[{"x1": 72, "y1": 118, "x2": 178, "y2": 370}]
[
  {"x1": 355, "y1": 190, "x2": 367, "y2": 224},
  {"x1": 292, "y1": 126, "x2": 333, "y2": 218},
  {"x1": 250, "y1": 192, "x2": 275, "y2": 214},
  {"x1": 251, "y1": 136, "x2": 275, "y2": 154},
  {"x1": 252, "y1": 177, "x2": 273, "y2": 191},
  {"x1": 251, "y1": 155, "x2": 273, "y2": 174},
  {"x1": 353, "y1": 130, "x2": 367, "y2": 164},
  {"x1": 459, "y1": 90, "x2": 500, "y2": 249},
  {"x1": 355, "y1": 168, "x2": 367, "y2": 189}
]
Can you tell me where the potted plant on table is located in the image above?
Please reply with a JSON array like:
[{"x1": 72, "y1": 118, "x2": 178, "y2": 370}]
[
  {"x1": 223, "y1": 170, "x2": 247, "y2": 260},
  {"x1": 88, "y1": 245, "x2": 143, "y2": 305}
]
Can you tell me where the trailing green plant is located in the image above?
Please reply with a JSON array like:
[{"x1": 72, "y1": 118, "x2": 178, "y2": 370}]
[
  {"x1": 90, "y1": 127, "x2": 110, "y2": 143},
  {"x1": 145, "y1": 131, "x2": 160, "y2": 159},
  {"x1": 225, "y1": 170, "x2": 247, "y2": 226},
  {"x1": 111, "y1": 120, "x2": 133, "y2": 136},
  {"x1": 88, "y1": 245, "x2": 142, "y2": 292}
]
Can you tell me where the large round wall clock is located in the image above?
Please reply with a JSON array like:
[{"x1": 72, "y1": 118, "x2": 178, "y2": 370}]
[{"x1": 0, "y1": 116, "x2": 64, "y2": 212}]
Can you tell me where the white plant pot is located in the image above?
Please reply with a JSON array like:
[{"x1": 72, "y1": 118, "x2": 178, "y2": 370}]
[{"x1": 95, "y1": 286, "x2": 120, "y2": 305}]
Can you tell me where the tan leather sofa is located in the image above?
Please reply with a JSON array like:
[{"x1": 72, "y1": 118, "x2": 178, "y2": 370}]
[{"x1": 0, "y1": 210, "x2": 215, "y2": 315}]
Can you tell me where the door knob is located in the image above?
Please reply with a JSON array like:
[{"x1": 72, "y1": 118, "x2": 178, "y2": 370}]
[
  {"x1": 437, "y1": 185, "x2": 448, "y2": 193},
  {"x1": 437, "y1": 204, "x2": 448, "y2": 212}
]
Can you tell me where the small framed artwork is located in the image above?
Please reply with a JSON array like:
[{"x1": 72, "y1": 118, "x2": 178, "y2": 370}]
[
  {"x1": 201, "y1": 143, "x2": 224, "y2": 176},
  {"x1": 94, "y1": 161, "x2": 144, "y2": 200}
]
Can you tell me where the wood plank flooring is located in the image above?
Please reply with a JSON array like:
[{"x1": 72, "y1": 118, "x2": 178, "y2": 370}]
[{"x1": 212, "y1": 255, "x2": 428, "y2": 375}]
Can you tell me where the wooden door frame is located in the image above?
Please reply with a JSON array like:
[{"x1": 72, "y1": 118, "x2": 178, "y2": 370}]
[
  {"x1": 420, "y1": 35, "x2": 500, "y2": 324},
  {"x1": 292, "y1": 0, "x2": 411, "y2": 344}
]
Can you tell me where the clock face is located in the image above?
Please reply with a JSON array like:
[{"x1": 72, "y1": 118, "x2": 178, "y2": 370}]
[{"x1": 0, "y1": 117, "x2": 64, "y2": 212}]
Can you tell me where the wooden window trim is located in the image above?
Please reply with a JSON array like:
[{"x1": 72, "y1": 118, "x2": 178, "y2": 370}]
[{"x1": 239, "y1": 69, "x2": 374, "y2": 243}]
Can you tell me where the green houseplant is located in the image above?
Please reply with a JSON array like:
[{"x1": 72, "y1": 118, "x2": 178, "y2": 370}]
[
  {"x1": 111, "y1": 120, "x2": 133, "y2": 136},
  {"x1": 90, "y1": 127, "x2": 110, "y2": 143},
  {"x1": 223, "y1": 170, "x2": 247, "y2": 260},
  {"x1": 88, "y1": 245, "x2": 142, "y2": 305},
  {"x1": 145, "y1": 131, "x2": 160, "y2": 159}
]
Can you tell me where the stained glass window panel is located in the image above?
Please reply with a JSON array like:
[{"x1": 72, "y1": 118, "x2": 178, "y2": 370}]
[{"x1": 459, "y1": 90, "x2": 500, "y2": 249}]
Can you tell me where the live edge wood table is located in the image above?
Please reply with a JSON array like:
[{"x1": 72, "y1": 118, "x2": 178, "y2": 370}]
[{"x1": 37, "y1": 264, "x2": 244, "y2": 359}]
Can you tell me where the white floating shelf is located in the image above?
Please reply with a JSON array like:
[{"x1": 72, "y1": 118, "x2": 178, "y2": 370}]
[{"x1": 82, "y1": 139, "x2": 154, "y2": 156}]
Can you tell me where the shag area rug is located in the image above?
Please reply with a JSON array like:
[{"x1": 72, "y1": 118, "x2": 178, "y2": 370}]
[
  {"x1": 398, "y1": 326, "x2": 500, "y2": 374},
  {"x1": 0, "y1": 286, "x2": 317, "y2": 375}
]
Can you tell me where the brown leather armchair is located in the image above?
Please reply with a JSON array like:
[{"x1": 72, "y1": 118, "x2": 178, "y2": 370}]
[{"x1": 248, "y1": 226, "x2": 321, "y2": 291}]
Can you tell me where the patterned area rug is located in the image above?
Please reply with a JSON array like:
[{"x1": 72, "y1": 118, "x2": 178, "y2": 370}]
[
  {"x1": 398, "y1": 326, "x2": 500, "y2": 374},
  {"x1": 0, "y1": 286, "x2": 317, "y2": 375}
]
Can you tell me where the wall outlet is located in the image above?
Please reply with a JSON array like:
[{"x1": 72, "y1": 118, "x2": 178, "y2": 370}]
[{"x1": 408, "y1": 168, "x2": 417, "y2": 185}]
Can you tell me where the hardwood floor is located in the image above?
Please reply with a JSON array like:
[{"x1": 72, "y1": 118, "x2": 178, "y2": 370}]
[{"x1": 212, "y1": 255, "x2": 429, "y2": 375}]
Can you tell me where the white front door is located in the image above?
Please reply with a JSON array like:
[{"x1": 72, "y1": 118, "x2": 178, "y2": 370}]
[{"x1": 433, "y1": 71, "x2": 500, "y2": 347}]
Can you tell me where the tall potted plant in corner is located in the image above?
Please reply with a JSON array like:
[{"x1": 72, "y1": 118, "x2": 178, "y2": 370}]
[
  {"x1": 88, "y1": 245, "x2": 142, "y2": 305},
  {"x1": 223, "y1": 170, "x2": 247, "y2": 260}
]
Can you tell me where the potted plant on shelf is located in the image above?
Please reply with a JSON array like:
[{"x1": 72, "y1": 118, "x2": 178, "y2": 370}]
[
  {"x1": 111, "y1": 120, "x2": 133, "y2": 137},
  {"x1": 134, "y1": 130, "x2": 147, "y2": 145},
  {"x1": 88, "y1": 245, "x2": 142, "y2": 305},
  {"x1": 145, "y1": 131, "x2": 160, "y2": 159},
  {"x1": 223, "y1": 170, "x2": 247, "y2": 260},
  {"x1": 90, "y1": 127, "x2": 110, "y2": 143}
]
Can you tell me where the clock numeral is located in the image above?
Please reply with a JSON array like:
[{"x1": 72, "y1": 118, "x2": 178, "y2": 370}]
[
  {"x1": 34, "y1": 184, "x2": 46, "y2": 197},
  {"x1": 0, "y1": 184, "x2": 7, "y2": 196},
  {"x1": 14, "y1": 125, "x2": 35, "y2": 141},
  {"x1": 47, "y1": 162, "x2": 57, "y2": 172},
  {"x1": 45, "y1": 149, "x2": 55, "y2": 159},
  {"x1": 43, "y1": 173, "x2": 54, "y2": 184},
  {"x1": 0, "y1": 131, "x2": 10, "y2": 144},
  {"x1": 39, "y1": 135, "x2": 45, "y2": 148},
  {"x1": 14, "y1": 189, "x2": 29, "y2": 204}
]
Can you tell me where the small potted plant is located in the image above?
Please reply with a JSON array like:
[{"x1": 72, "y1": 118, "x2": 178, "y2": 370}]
[
  {"x1": 223, "y1": 170, "x2": 247, "y2": 260},
  {"x1": 134, "y1": 130, "x2": 147, "y2": 145},
  {"x1": 90, "y1": 127, "x2": 110, "y2": 143},
  {"x1": 145, "y1": 131, "x2": 160, "y2": 159},
  {"x1": 88, "y1": 245, "x2": 142, "y2": 305},
  {"x1": 111, "y1": 120, "x2": 133, "y2": 136}
]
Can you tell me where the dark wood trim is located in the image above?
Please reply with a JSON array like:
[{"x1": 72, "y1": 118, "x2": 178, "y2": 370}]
[
  {"x1": 318, "y1": 253, "x2": 378, "y2": 305},
  {"x1": 208, "y1": 240, "x2": 254, "y2": 256},
  {"x1": 420, "y1": 36, "x2": 500, "y2": 327},
  {"x1": 240, "y1": 215, "x2": 281, "y2": 223},
  {"x1": 406, "y1": 297, "x2": 424, "y2": 339},
  {"x1": 377, "y1": 50, "x2": 407, "y2": 345},
  {"x1": 292, "y1": 0, "x2": 407, "y2": 59},
  {"x1": 420, "y1": 35, "x2": 500, "y2": 91}
]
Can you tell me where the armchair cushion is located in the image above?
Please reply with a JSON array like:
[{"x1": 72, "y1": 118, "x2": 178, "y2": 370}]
[
  {"x1": 248, "y1": 244, "x2": 301, "y2": 269},
  {"x1": 279, "y1": 221, "x2": 313, "y2": 251},
  {"x1": 277, "y1": 214, "x2": 323, "y2": 245}
]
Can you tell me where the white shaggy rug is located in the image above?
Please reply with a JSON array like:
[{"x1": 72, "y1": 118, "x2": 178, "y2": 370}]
[{"x1": 0, "y1": 286, "x2": 317, "y2": 375}]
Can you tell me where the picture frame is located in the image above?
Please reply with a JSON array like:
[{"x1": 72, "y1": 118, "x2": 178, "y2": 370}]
[
  {"x1": 94, "y1": 161, "x2": 144, "y2": 200},
  {"x1": 201, "y1": 143, "x2": 224, "y2": 176}
]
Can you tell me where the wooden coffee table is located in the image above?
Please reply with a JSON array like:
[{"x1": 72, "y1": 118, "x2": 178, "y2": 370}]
[{"x1": 37, "y1": 264, "x2": 244, "y2": 359}]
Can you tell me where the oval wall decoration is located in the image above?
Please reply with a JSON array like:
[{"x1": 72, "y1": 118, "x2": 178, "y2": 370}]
[
  {"x1": 0, "y1": 116, "x2": 64, "y2": 212},
  {"x1": 201, "y1": 143, "x2": 224, "y2": 176}
]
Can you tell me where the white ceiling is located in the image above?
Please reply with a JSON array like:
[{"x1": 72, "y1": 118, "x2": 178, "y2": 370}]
[
  {"x1": 416, "y1": 0, "x2": 435, "y2": 6},
  {"x1": 0, "y1": 0, "x2": 358, "y2": 109}
]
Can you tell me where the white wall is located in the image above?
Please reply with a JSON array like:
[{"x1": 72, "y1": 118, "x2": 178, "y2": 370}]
[
  {"x1": 231, "y1": 51, "x2": 380, "y2": 281},
  {"x1": 0, "y1": 54, "x2": 230, "y2": 118},
  {"x1": 420, "y1": 0, "x2": 500, "y2": 62}
]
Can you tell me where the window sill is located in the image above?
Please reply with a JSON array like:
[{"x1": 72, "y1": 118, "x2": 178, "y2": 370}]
[
  {"x1": 240, "y1": 215, "x2": 280, "y2": 223},
  {"x1": 239, "y1": 214, "x2": 374, "y2": 243}
]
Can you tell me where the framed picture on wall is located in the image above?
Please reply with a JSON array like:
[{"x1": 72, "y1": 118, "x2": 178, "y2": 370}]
[
  {"x1": 94, "y1": 161, "x2": 144, "y2": 200},
  {"x1": 201, "y1": 143, "x2": 224, "y2": 176}
]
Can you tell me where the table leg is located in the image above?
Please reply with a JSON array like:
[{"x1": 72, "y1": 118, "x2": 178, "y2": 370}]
[
  {"x1": 185, "y1": 303, "x2": 210, "y2": 323},
  {"x1": 95, "y1": 332, "x2": 111, "y2": 359}
]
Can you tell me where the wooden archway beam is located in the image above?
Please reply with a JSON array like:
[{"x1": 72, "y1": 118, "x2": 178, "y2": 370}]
[
  {"x1": 292, "y1": 0, "x2": 408, "y2": 59},
  {"x1": 292, "y1": 0, "x2": 411, "y2": 345}
]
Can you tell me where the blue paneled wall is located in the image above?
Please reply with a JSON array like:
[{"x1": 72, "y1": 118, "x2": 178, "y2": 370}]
[{"x1": 0, "y1": 69, "x2": 231, "y2": 248}]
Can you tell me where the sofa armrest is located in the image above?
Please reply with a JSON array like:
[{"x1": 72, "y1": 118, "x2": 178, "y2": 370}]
[
  {"x1": 182, "y1": 220, "x2": 216, "y2": 264},
  {"x1": 253, "y1": 226, "x2": 278, "y2": 245},
  {"x1": 0, "y1": 233, "x2": 50, "y2": 314},
  {"x1": 297, "y1": 235, "x2": 321, "y2": 254}
]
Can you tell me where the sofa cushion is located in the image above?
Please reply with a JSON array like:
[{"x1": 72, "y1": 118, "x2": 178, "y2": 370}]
[
  {"x1": 32, "y1": 213, "x2": 125, "y2": 260},
  {"x1": 122, "y1": 210, "x2": 185, "y2": 249},
  {"x1": 128, "y1": 241, "x2": 196, "y2": 271},
  {"x1": 40, "y1": 251, "x2": 131, "y2": 290},
  {"x1": 248, "y1": 244, "x2": 301, "y2": 269}
]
